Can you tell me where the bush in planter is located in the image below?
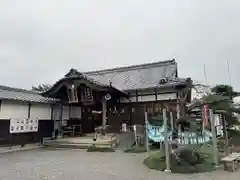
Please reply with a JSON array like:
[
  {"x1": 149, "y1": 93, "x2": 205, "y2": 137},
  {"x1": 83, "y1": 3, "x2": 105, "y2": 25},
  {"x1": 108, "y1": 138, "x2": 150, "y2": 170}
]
[
  {"x1": 172, "y1": 147, "x2": 204, "y2": 165},
  {"x1": 143, "y1": 148, "x2": 215, "y2": 173}
]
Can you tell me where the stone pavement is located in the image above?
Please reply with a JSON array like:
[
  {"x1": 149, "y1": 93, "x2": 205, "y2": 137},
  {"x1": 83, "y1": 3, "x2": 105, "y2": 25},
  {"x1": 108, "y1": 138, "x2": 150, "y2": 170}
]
[
  {"x1": 0, "y1": 144, "x2": 41, "y2": 154},
  {"x1": 0, "y1": 148, "x2": 239, "y2": 180}
]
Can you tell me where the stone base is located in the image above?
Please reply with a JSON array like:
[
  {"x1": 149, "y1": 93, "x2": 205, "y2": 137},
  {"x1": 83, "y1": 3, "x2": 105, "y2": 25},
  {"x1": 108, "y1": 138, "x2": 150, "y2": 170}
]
[{"x1": 164, "y1": 169, "x2": 171, "y2": 173}]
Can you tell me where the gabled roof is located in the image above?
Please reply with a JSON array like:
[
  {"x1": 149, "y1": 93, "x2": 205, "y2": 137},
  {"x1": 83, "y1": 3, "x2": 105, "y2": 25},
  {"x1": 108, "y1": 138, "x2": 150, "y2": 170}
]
[
  {"x1": 64, "y1": 68, "x2": 111, "y2": 88},
  {"x1": 43, "y1": 68, "x2": 127, "y2": 97},
  {"x1": 85, "y1": 59, "x2": 188, "y2": 91},
  {"x1": 0, "y1": 85, "x2": 57, "y2": 104}
]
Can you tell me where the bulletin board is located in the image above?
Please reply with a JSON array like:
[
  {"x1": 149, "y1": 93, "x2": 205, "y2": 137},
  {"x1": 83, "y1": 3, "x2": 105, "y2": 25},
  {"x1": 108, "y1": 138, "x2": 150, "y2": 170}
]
[{"x1": 9, "y1": 118, "x2": 39, "y2": 134}]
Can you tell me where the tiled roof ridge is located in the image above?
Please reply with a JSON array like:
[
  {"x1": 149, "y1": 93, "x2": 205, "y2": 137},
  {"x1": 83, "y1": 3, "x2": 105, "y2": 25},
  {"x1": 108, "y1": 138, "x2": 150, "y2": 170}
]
[
  {"x1": 85, "y1": 59, "x2": 176, "y2": 75},
  {"x1": 0, "y1": 85, "x2": 38, "y2": 95}
]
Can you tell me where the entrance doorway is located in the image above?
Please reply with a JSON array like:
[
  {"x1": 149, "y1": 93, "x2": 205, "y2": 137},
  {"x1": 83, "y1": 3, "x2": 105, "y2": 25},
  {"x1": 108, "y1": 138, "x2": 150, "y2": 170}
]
[{"x1": 92, "y1": 111, "x2": 102, "y2": 131}]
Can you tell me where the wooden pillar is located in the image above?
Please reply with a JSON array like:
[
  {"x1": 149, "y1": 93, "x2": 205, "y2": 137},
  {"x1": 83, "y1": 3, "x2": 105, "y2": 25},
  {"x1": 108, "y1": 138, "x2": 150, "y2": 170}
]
[
  {"x1": 59, "y1": 104, "x2": 63, "y2": 137},
  {"x1": 51, "y1": 104, "x2": 55, "y2": 138},
  {"x1": 28, "y1": 103, "x2": 31, "y2": 118},
  {"x1": 102, "y1": 99, "x2": 107, "y2": 134}
]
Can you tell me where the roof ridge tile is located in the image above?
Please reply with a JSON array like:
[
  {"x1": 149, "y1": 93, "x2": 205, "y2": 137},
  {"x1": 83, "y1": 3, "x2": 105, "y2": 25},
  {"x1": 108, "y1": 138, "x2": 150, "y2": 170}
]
[{"x1": 85, "y1": 59, "x2": 176, "y2": 75}]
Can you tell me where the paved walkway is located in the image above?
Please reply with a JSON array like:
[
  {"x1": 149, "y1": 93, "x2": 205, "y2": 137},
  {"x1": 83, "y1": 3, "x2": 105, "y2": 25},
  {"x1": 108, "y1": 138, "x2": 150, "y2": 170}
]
[
  {"x1": 0, "y1": 148, "x2": 239, "y2": 180},
  {"x1": 0, "y1": 144, "x2": 40, "y2": 154}
]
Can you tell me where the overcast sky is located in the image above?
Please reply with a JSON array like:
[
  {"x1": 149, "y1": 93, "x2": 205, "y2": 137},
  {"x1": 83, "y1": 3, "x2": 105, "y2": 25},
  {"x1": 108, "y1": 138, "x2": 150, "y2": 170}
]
[{"x1": 0, "y1": 0, "x2": 240, "y2": 90}]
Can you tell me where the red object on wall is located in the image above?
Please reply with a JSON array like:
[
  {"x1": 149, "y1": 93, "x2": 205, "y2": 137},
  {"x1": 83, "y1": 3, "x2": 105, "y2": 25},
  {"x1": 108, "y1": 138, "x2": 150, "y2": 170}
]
[{"x1": 203, "y1": 104, "x2": 209, "y2": 127}]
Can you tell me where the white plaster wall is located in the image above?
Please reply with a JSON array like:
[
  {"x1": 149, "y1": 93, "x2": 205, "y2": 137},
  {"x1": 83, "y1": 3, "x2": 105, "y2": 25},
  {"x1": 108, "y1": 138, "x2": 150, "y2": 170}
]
[
  {"x1": 0, "y1": 100, "x2": 53, "y2": 120},
  {"x1": 70, "y1": 106, "x2": 82, "y2": 119},
  {"x1": 52, "y1": 105, "x2": 82, "y2": 120},
  {"x1": 157, "y1": 93, "x2": 176, "y2": 100},
  {"x1": 138, "y1": 95, "x2": 156, "y2": 102},
  {"x1": 30, "y1": 104, "x2": 52, "y2": 120},
  {"x1": 120, "y1": 96, "x2": 136, "y2": 103},
  {"x1": 62, "y1": 105, "x2": 70, "y2": 120},
  {"x1": 52, "y1": 105, "x2": 60, "y2": 120},
  {"x1": 0, "y1": 100, "x2": 28, "y2": 119},
  {"x1": 120, "y1": 93, "x2": 176, "y2": 103}
]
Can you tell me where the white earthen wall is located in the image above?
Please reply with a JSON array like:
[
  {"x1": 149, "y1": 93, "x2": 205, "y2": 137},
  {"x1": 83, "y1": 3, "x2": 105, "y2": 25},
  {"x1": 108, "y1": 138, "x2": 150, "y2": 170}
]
[
  {"x1": 0, "y1": 100, "x2": 52, "y2": 120},
  {"x1": 30, "y1": 104, "x2": 52, "y2": 120},
  {"x1": 0, "y1": 101, "x2": 28, "y2": 119}
]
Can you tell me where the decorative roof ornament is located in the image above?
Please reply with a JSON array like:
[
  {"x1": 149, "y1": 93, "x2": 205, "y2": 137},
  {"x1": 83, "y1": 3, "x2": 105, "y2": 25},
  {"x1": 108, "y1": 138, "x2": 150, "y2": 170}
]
[
  {"x1": 159, "y1": 76, "x2": 169, "y2": 84},
  {"x1": 104, "y1": 93, "x2": 111, "y2": 101},
  {"x1": 65, "y1": 68, "x2": 83, "y2": 78}
]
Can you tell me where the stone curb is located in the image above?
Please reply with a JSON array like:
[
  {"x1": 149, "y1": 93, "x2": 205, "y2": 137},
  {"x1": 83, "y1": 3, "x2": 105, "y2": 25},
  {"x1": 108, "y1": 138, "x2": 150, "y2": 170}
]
[{"x1": 0, "y1": 144, "x2": 42, "y2": 155}]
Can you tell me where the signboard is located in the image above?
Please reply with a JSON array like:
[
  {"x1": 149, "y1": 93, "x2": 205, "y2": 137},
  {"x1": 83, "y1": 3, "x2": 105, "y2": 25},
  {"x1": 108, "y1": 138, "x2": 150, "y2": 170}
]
[{"x1": 9, "y1": 118, "x2": 39, "y2": 134}]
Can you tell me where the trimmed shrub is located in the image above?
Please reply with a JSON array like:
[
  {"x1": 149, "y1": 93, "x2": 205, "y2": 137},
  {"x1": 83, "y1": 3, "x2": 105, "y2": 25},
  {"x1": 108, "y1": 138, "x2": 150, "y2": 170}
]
[
  {"x1": 172, "y1": 147, "x2": 204, "y2": 165},
  {"x1": 143, "y1": 149, "x2": 215, "y2": 174}
]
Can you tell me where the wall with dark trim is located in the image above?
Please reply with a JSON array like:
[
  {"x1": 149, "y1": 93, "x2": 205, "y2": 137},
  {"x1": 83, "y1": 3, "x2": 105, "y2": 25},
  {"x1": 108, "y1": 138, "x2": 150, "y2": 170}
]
[
  {"x1": 0, "y1": 100, "x2": 54, "y2": 146},
  {"x1": 107, "y1": 100, "x2": 178, "y2": 130},
  {"x1": 0, "y1": 101, "x2": 29, "y2": 119},
  {"x1": 0, "y1": 119, "x2": 53, "y2": 146}
]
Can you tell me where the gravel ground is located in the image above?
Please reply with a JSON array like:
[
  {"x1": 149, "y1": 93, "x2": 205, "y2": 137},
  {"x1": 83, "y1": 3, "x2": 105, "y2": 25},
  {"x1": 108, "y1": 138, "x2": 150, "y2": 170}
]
[{"x1": 0, "y1": 148, "x2": 239, "y2": 180}]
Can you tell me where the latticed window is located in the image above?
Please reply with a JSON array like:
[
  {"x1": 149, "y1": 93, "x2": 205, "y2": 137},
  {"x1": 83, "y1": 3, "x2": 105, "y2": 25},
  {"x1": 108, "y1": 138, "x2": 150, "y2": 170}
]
[
  {"x1": 82, "y1": 87, "x2": 93, "y2": 102},
  {"x1": 67, "y1": 85, "x2": 78, "y2": 103}
]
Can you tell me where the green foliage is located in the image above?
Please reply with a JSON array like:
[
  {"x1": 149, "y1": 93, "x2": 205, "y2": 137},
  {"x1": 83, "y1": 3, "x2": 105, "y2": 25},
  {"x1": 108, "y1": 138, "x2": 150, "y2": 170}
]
[
  {"x1": 217, "y1": 138, "x2": 225, "y2": 153},
  {"x1": 227, "y1": 129, "x2": 240, "y2": 146},
  {"x1": 205, "y1": 84, "x2": 240, "y2": 128},
  {"x1": 143, "y1": 149, "x2": 215, "y2": 173},
  {"x1": 87, "y1": 146, "x2": 115, "y2": 152},
  {"x1": 143, "y1": 152, "x2": 166, "y2": 171},
  {"x1": 224, "y1": 113, "x2": 240, "y2": 127},
  {"x1": 32, "y1": 84, "x2": 52, "y2": 92},
  {"x1": 211, "y1": 84, "x2": 240, "y2": 98},
  {"x1": 173, "y1": 148, "x2": 204, "y2": 165},
  {"x1": 177, "y1": 116, "x2": 202, "y2": 133},
  {"x1": 228, "y1": 129, "x2": 240, "y2": 138},
  {"x1": 124, "y1": 146, "x2": 146, "y2": 153}
]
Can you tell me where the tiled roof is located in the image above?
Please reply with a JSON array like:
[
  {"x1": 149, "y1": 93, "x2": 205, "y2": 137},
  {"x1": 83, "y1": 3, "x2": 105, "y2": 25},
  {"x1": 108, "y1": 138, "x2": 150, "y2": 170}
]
[
  {"x1": 85, "y1": 59, "x2": 188, "y2": 91},
  {"x1": 43, "y1": 68, "x2": 128, "y2": 97},
  {"x1": 64, "y1": 68, "x2": 110, "y2": 87},
  {"x1": 0, "y1": 85, "x2": 57, "y2": 103}
]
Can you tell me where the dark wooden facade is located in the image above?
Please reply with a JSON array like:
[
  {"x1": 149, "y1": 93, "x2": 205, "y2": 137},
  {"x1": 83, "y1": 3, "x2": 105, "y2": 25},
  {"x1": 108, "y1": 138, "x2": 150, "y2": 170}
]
[
  {"x1": 42, "y1": 69, "x2": 127, "y2": 134},
  {"x1": 106, "y1": 100, "x2": 179, "y2": 131},
  {"x1": 42, "y1": 69, "x2": 192, "y2": 135}
]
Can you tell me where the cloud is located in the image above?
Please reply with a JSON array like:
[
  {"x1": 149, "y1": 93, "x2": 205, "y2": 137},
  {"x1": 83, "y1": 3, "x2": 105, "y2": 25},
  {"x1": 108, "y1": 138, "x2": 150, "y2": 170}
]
[{"x1": 0, "y1": 0, "x2": 240, "y2": 90}]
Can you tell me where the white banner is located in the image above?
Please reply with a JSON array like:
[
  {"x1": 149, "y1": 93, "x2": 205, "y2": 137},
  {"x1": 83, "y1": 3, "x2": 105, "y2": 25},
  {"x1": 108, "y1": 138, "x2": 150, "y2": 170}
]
[{"x1": 9, "y1": 118, "x2": 39, "y2": 134}]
